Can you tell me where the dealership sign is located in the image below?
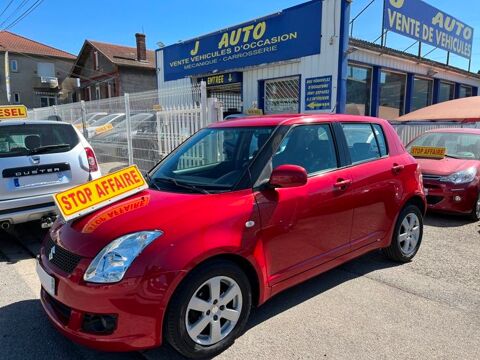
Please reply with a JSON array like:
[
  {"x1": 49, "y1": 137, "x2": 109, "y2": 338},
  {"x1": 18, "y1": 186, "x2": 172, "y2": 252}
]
[
  {"x1": 305, "y1": 76, "x2": 332, "y2": 111},
  {"x1": 383, "y1": 0, "x2": 473, "y2": 59},
  {"x1": 163, "y1": 0, "x2": 322, "y2": 81}
]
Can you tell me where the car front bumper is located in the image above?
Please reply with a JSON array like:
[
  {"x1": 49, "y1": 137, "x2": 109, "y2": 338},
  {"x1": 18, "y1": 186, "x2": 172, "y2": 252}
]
[
  {"x1": 423, "y1": 177, "x2": 478, "y2": 215},
  {"x1": 38, "y1": 237, "x2": 180, "y2": 352}
]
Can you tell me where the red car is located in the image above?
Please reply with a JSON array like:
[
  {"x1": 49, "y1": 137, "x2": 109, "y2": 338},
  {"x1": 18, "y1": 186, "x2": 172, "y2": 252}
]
[
  {"x1": 407, "y1": 128, "x2": 480, "y2": 220},
  {"x1": 38, "y1": 115, "x2": 425, "y2": 358}
]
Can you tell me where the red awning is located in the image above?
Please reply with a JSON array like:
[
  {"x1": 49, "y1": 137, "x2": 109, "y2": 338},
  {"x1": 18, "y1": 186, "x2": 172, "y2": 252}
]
[{"x1": 396, "y1": 96, "x2": 480, "y2": 123}]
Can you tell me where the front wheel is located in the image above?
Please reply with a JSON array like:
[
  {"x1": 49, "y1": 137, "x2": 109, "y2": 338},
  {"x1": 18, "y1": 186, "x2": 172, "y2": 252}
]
[
  {"x1": 164, "y1": 260, "x2": 252, "y2": 359},
  {"x1": 383, "y1": 205, "x2": 423, "y2": 262}
]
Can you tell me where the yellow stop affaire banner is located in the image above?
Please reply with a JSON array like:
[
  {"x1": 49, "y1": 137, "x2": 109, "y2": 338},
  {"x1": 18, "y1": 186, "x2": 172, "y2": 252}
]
[
  {"x1": 54, "y1": 165, "x2": 148, "y2": 221},
  {"x1": 410, "y1": 146, "x2": 446, "y2": 159}
]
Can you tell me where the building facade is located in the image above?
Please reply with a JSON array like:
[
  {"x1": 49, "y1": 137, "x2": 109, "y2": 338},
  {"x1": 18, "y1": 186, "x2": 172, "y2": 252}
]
[
  {"x1": 71, "y1": 34, "x2": 157, "y2": 101},
  {"x1": 0, "y1": 31, "x2": 77, "y2": 108},
  {"x1": 155, "y1": 0, "x2": 480, "y2": 119}
]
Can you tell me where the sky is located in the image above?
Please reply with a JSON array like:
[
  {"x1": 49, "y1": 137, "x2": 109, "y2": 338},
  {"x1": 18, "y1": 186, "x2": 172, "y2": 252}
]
[{"x1": 5, "y1": 0, "x2": 480, "y2": 73}]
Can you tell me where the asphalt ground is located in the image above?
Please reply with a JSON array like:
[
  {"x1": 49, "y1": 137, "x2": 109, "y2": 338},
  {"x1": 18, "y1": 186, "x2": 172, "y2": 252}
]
[{"x1": 0, "y1": 213, "x2": 479, "y2": 360}]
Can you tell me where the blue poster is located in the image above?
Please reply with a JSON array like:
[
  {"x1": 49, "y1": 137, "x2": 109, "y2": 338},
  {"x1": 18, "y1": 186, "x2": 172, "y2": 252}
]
[
  {"x1": 162, "y1": 1, "x2": 322, "y2": 81},
  {"x1": 383, "y1": 0, "x2": 473, "y2": 59},
  {"x1": 305, "y1": 76, "x2": 332, "y2": 111}
]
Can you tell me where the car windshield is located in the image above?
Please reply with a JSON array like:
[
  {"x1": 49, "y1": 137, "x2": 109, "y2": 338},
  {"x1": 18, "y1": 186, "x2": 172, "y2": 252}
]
[
  {"x1": 0, "y1": 123, "x2": 79, "y2": 158},
  {"x1": 150, "y1": 126, "x2": 275, "y2": 193},
  {"x1": 407, "y1": 132, "x2": 480, "y2": 160},
  {"x1": 92, "y1": 114, "x2": 123, "y2": 126}
]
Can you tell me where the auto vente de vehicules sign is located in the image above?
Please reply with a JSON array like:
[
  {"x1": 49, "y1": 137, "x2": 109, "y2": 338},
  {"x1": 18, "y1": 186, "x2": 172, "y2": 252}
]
[
  {"x1": 384, "y1": 0, "x2": 473, "y2": 59},
  {"x1": 162, "y1": 0, "x2": 322, "y2": 81}
]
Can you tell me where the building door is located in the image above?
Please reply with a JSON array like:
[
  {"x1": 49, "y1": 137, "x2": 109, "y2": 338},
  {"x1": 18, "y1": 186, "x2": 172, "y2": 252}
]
[
  {"x1": 264, "y1": 76, "x2": 300, "y2": 114},
  {"x1": 198, "y1": 72, "x2": 243, "y2": 117}
]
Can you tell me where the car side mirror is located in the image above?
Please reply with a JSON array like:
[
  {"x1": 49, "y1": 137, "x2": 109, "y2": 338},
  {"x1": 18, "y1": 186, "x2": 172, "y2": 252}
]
[{"x1": 269, "y1": 165, "x2": 307, "y2": 188}]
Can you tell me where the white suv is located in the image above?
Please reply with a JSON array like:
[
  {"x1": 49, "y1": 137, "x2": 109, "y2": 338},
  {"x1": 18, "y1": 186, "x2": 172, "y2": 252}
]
[{"x1": 0, "y1": 120, "x2": 101, "y2": 229}]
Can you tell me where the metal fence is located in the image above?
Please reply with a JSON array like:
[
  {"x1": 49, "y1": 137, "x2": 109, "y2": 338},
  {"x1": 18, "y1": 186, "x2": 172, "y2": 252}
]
[
  {"x1": 27, "y1": 82, "x2": 223, "y2": 174},
  {"x1": 391, "y1": 122, "x2": 477, "y2": 145}
]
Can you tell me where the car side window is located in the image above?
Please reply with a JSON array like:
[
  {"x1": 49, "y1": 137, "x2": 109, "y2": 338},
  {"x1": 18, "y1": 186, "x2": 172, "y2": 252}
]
[
  {"x1": 372, "y1": 124, "x2": 388, "y2": 156},
  {"x1": 272, "y1": 124, "x2": 338, "y2": 175},
  {"x1": 341, "y1": 123, "x2": 381, "y2": 164}
]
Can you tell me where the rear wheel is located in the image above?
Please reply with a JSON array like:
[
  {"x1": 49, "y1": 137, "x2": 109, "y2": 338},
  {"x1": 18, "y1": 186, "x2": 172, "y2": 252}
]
[
  {"x1": 383, "y1": 205, "x2": 423, "y2": 262},
  {"x1": 165, "y1": 260, "x2": 252, "y2": 359},
  {"x1": 470, "y1": 193, "x2": 480, "y2": 221}
]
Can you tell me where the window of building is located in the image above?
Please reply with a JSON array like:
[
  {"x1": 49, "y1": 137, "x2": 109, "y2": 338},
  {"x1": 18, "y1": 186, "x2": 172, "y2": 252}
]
[
  {"x1": 459, "y1": 85, "x2": 472, "y2": 98},
  {"x1": 37, "y1": 62, "x2": 55, "y2": 79},
  {"x1": 107, "y1": 83, "x2": 112, "y2": 98},
  {"x1": 438, "y1": 81, "x2": 455, "y2": 103},
  {"x1": 40, "y1": 96, "x2": 56, "y2": 107},
  {"x1": 272, "y1": 124, "x2": 338, "y2": 174},
  {"x1": 264, "y1": 76, "x2": 300, "y2": 114},
  {"x1": 93, "y1": 51, "x2": 99, "y2": 70},
  {"x1": 341, "y1": 123, "x2": 381, "y2": 164},
  {"x1": 95, "y1": 86, "x2": 101, "y2": 100},
  {"x1": 87, "y1": 86, "x2": 92, "y2": 101},
  {"x1": 346, "y1": 64, "x2": 372, "y2": 115},
  {"x1": 411, "y1": 77, "x2": 433, "y2": 111},
  {"x1": 10, "y1": 59, "x2": 18, "y2": 72},
  {"x1": 379, "y1": 71, "x2": 406, "y2": 119},
  {"x1": 13, "y1": 92, "x2": 20, "y2": 104}
]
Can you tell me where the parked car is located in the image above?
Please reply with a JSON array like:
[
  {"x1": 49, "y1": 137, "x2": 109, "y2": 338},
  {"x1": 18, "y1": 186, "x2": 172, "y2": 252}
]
[
  {"x1": 91, "y1": 113, "x2": 158, "y2": 164},
  {"x1": 0, "y1": 120, "x2": 101, "y2": 229},
  {"x1": 72, "y1": 112, "x2": 108, "y2": 129},
  {"x1": 38, "y1": 114, "x2": 425, "y2": 358},
  {"x1": 406, "y1": 128, "x2": 480, "y2": 220},
  {"x1": 86, "y1": 113, "x2": 126, "y2": 138}
]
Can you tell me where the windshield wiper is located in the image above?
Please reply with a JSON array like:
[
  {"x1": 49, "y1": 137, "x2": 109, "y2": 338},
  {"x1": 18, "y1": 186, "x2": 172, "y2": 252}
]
[
  {"x1": 444, "y1": 154, "x2": 461, "y2": 159},
  {"x1": 154, "y1": 177, "x2": 210, "y2": 194},
  {"x1": 145, "y1": 173, "x2": 161, "y2": 191},
  {"x1": 29, "y1": 144, "x2": 71, "y2": 155}
]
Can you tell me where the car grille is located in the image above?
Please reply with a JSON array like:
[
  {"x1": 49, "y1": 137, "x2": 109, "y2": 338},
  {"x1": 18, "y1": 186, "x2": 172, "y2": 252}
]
[
  {"x1": 45, "y1": 236, "x2": 82, "y2": 274},
  {"x1": 423, "y1": 174, "x2": 442, "y2": 181}
]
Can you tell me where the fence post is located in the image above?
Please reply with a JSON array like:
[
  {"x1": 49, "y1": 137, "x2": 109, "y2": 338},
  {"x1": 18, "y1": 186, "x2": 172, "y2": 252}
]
[
  {"x1": 200, "y1": 81, "x2": 207, "y2": 127},
  {"x1": 156, "y1": 110, "x2": 163, "y2": 159},
  {"x1": 124, "y1": 93, "x2": 134, "y2": 165},
  {"x1": 80, "y1": 100, "x2": 88, "y2": 138}
]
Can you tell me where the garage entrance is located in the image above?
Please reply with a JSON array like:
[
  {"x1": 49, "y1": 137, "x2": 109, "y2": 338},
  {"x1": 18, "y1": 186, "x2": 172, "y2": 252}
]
[{"x1": 198, "y1": 72, "x2": 243, "y2": 117}]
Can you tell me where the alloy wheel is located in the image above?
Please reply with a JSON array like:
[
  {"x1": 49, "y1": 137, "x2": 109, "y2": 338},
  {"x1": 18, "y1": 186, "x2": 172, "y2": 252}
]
[
  {"x1": 185, "y1": 276, "x2": 243, "y2": 346},
  {"x1": 398, "y1": 213, "x2": 420, "y2": 256}
]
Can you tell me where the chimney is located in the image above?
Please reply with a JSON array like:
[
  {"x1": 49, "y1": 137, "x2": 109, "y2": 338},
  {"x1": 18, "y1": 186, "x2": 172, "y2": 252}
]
[{"x1": 135, "y1": 33, "x2": 147, "y2": 62}]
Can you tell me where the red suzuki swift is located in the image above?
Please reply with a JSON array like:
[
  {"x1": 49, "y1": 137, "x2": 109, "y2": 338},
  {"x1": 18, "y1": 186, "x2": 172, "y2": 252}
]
[
  {"x1": 407, "y1": 128, "x2": 480, "y2": 220},
  {"x1": 38, "y1": 115, "x2": 425, "y2": 358}
]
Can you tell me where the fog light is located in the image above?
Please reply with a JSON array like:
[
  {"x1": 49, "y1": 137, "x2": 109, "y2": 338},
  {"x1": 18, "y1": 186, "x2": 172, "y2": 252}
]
[
  {"x1": 82, "y1": 314, "x2": 117, "y2": 334},
  {"x1": 454, "y1": 195, "x2": 462, "y2": 202}
]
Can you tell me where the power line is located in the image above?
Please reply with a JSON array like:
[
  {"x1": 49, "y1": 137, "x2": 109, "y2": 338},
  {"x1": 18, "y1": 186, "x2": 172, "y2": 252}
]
[
  {"x1": 2, "y1": 0, "x2": 44, "y2": 31},
  {"x1": 0, "y1": 0, "x2": 15, "y2": 19},
  {"x1": 0, "y1": 0, "x2": 31, "y2": 28}
]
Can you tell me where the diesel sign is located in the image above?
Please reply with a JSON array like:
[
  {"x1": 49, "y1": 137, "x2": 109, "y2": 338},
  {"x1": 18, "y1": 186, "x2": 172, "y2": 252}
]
[{"x1": 2, "y1": 163, "x2": 70, "y2": 178}]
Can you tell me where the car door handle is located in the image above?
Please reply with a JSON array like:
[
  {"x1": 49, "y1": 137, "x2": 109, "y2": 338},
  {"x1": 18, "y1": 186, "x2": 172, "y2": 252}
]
[
  {"x1": 392, "y1": 164, "x2": 404, "y2": 174},
  {"x1": 334, "y1": 178, "x2": 352, "y2": 191}
]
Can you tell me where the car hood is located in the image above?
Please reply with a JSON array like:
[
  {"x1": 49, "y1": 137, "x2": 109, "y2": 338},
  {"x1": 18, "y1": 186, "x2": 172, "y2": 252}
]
[
  {"x1": 417, "y1": 157, "x2": 478, "y2": 176},
  {"x1": 52, "y1": 188, "x2": 254, "y2": 258}
]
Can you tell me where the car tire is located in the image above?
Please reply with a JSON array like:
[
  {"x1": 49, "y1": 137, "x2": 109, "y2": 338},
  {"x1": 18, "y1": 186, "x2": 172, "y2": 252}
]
[
  {"x1": 470, "y1": 193, "x2": 480, "y2": 221},
  {"x1": 383, "y1": 204, "x2": 423, "y2": 262},
  {"x1": 164, "y1": 260, "x2": 252, "y2": 359}
]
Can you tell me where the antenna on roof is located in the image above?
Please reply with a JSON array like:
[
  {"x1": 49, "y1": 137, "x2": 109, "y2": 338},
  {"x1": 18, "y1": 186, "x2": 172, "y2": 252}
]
[{"x1": 142, "y1": 25, "x2": 144, "y2": 34}]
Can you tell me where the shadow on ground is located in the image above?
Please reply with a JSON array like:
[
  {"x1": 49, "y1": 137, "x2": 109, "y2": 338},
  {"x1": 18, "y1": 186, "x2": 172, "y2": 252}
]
[{"x1": 424, "y1": 212, "x2": 475, "y2": 228}]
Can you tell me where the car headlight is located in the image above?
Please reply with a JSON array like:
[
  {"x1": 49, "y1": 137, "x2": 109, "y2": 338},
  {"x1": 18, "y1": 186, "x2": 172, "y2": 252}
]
[
  {"x1": 439, "y1": 167, "x2": 477, "y2": 184},
  {"x1": 84, "y1": 230, "x2": 163, "y2": 283}
]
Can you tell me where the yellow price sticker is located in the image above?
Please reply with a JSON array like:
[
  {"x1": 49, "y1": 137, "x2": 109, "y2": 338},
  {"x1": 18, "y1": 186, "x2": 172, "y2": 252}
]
[
  {"x1": 410, "y1": 146, "x2": 446, "y2": 159},
  {"x1": 54, "y1": 165, "x2": 148, "y2": 221}
]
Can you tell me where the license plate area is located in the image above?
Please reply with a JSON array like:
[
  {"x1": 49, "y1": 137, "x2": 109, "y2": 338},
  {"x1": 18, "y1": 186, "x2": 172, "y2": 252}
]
[{"x1": 36, "y1": 260, "x2": 56, "y2": 297}]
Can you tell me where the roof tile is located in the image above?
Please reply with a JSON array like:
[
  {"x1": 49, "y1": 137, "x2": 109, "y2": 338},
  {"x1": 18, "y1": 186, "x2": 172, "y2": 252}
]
[{"x1": 0, "y1": 31, "x2": 75, "y2": 59}]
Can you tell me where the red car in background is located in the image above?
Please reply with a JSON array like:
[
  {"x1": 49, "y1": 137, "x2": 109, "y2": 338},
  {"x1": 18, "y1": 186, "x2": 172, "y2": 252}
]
[
  {"x1": 38, "y1": 115, "x2": 425, "y2": 358},
  {"x1": 407, "y1": 128, "x2": 480, "y2": 220}
]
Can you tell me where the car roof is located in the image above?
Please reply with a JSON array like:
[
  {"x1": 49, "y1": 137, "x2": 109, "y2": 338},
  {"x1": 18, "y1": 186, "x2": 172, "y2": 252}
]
[
  {"x1": 425, "y1": 127, "x2": 480, "y2": 135},
  {"x1": 0, "y1": 119, "x2": 73, "y2": 126},
  {"x1": 210, "y1": 114, "x2": 386, "y2": 128}
]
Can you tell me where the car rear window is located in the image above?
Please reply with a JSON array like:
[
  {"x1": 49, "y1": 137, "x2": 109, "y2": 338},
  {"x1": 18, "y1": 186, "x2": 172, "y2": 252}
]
[{"x1": 0, "y1": 123, "x2": 79, "y2": 158}]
